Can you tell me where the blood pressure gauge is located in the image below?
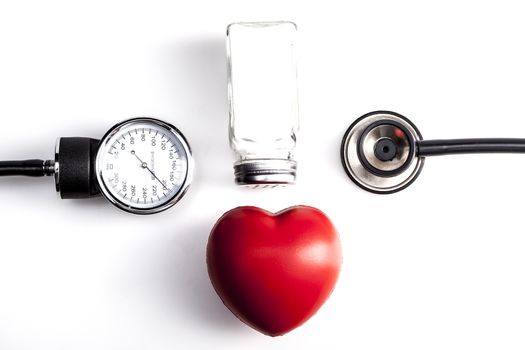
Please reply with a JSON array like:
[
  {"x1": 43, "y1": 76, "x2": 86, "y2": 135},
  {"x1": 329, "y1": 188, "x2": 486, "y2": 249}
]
[
  {"x1": 0, "y1": 117, "x2": 193, "y2": 214},
  {"x1": 95, "y1": 118, "x2": 193, "y2": 214},
  {"x1": 341, "y1": 111, "x2": 525, "y2": 194}
]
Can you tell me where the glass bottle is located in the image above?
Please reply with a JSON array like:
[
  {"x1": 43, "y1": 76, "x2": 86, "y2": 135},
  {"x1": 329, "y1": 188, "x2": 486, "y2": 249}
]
[{"x1": 227, "y1": 21, "x2": 299, "y2": 186}]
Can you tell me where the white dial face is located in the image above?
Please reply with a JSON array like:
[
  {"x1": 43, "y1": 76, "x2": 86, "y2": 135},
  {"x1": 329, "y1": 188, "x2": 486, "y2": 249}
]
[{"x1": 96, "y1": 119, "x2": 192, "y2": 214}]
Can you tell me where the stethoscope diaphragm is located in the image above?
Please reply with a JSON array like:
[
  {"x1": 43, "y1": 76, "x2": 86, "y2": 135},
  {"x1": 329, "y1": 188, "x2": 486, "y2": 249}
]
[{"x1": 341, "y1": 111, "x2": 424, "y2": 194}]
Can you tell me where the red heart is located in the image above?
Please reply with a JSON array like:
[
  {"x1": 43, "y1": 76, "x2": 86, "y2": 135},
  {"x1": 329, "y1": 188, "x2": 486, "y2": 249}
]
[{"x1": 206, "y1": 206, "x2": 342, "y2": 336}]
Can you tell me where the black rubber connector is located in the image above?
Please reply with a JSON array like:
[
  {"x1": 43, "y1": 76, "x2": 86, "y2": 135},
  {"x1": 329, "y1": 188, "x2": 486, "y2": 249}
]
[
  {"x1": 56, "y1": 137, "x2": 100, "y2": 199},
  {"x1": 374, "y1": 138, "x2": 398, "y2": 161}
]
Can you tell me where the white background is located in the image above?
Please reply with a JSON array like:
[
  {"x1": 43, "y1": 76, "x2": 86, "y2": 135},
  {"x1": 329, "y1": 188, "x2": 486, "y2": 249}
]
[{"x1": 1, "y1": 1, "x2": 525, "y2": 349}]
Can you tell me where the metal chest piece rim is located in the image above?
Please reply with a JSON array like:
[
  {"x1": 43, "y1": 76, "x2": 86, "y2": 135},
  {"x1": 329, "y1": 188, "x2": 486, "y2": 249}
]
[{"x1": 340, "y1": 111, "x2": 424, "y2": 194}]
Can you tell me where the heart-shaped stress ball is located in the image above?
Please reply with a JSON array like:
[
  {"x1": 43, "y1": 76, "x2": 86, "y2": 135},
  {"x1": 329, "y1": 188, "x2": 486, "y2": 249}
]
[{"x1": 206, "y1": 206, "x2": 342, "y2": 336}]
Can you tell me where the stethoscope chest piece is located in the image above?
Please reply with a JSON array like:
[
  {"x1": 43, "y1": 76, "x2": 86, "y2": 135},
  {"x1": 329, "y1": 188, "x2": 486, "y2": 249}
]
[
  {"x1": 342, "y1": 110, "x2": 525, "y2": 194},
  {"x1": 341, "y1": 111, "x2": 424, "y2": 194}
]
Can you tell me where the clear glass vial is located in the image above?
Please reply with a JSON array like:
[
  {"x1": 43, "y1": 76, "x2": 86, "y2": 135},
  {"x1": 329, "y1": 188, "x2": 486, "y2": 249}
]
[{"x1": 227, "y1": 21, "x2": 299, "y2": 186}]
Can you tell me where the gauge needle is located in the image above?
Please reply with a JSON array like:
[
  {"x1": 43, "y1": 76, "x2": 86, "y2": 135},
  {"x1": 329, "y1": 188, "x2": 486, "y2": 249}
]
[{"x1": 130, "y1": 150, "x2": 168, "y2": 191}]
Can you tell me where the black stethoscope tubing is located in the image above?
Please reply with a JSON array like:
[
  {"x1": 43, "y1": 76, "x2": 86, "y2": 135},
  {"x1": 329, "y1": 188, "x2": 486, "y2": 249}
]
[{"x1": 417, "y1": 138, "x2": 525, "y2": 156}]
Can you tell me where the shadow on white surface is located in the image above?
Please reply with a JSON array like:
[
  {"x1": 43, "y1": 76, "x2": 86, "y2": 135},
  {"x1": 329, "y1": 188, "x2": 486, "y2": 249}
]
[
  {"x1": 148, "y1": 37, "x2": 243, "y2": 331},
  {"x1": 0, "y1": 175, "x2": 53, "y2": 190},
  {"x1": 67, "y1": 195, "x2": 111, "y2": 211},
  {"x1": 0, "y1": 173, "x2": 112, "y2": 213},
  {"x1": 154, "y1": 218, "x2": 244, "y2": 333},
  {"x1": 158, "y1": 37, "x2": 231, "y2": 188}
]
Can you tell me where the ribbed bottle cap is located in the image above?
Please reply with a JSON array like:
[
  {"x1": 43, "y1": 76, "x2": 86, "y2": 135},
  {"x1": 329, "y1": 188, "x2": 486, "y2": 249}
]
[{"x1": 234, "y1": 159, "x2": 297, "y2": 186}]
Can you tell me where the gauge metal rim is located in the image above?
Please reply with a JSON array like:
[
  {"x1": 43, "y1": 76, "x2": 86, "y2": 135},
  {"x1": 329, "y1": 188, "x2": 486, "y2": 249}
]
[
  {"x1": 54, "y1": 137, "x2": 61, "y2": 195},
  {"x1": 95, "y1": 117, "x2": 194, "y2": 215},
  {"x1": 340, "y1": 111, "x2": 424, "y2": 194}
]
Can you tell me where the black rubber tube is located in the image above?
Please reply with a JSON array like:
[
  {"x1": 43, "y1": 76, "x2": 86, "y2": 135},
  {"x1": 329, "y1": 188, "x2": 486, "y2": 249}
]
[
  {"x1": 0, "y1": 159, "x2": 54, "y2": 177},
  {"x1": 417, "y1": 139, "x2": 525, "y2": 156}
]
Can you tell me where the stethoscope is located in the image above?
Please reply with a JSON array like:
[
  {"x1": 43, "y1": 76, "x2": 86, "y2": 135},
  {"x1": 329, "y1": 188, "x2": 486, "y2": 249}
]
[
  {"x1": 341, "y1": 110, "x2": 525, "y2": 194},
  {"x1": 0, "y1": 117, "x2": 193, "y2": 214}
]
